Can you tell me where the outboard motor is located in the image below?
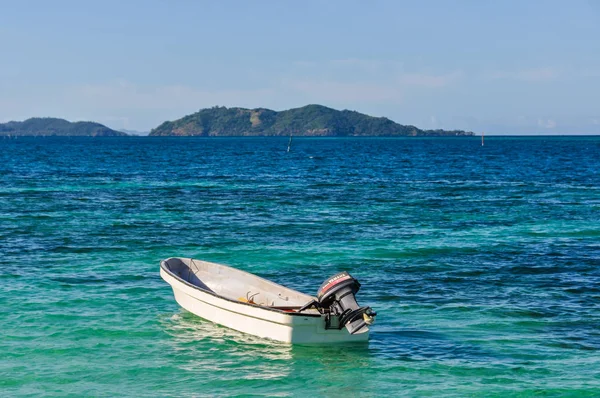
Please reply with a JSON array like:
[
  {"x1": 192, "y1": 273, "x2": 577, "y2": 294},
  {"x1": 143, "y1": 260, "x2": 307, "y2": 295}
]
[{"x1": 316, "y1": 271, "x2": 376, "y2": 334}]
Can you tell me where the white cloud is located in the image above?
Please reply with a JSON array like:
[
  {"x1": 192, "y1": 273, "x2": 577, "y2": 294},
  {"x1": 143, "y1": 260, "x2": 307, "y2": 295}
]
[
  {"x1": 579, "y1": 68, "x2": 600, "y2": 78},
  {"x1": 278, "y1": 70, "x2": 461, "y2": 106},
  {"x1": 70, "y1": 81, "x2": 276, "y2": 111},
  {"x1": 485, "y1": 67, "x2": 559, "y2": 82},
  {"x1": 517, "y1": 68, "x2": 559, "y2": 81},
  {"x1": 281, "y1": 79, "x2": 403, "y2": 103},
  {"x1": 294, "y1": 58, "x2": 403, "y2": 72},
  {"x1": 537, "y1": 118, "x2": 557, "y2": 129},
  {"x1": 327, "y1": 58, "x2": 404, "y2": 74},
  {"x1": 429, "y1": 116, "x2": 438, "y2": 128},
  {"x1": 397, "y1": 71, "x2": 463, "y2": 88},
  {"x1": 278, "y1": 59, "x2": 462, "y2": 106},
  {"x1": 291, "y1": 59, "x2": 462, "y2": 91}
]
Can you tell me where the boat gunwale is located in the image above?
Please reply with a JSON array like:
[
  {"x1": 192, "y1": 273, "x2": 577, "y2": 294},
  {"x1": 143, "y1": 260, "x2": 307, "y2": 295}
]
[{"x1": 160, "y1": 258, "x2": 322, "y2": 318}]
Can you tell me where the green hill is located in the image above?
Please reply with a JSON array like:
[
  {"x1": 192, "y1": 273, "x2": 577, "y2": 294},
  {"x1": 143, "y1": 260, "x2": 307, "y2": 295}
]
[
  {"x1": 0, "y1": 118, "x2": 128, "y2": 137},
  {"x1": 149, "y1": 105, "x2": 473, "y2": 137}
]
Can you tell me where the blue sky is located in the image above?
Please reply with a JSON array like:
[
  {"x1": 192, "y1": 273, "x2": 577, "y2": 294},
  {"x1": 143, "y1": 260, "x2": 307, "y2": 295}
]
[{"x1": 1, "y1": 0, "x2": 600, "y2": 134}]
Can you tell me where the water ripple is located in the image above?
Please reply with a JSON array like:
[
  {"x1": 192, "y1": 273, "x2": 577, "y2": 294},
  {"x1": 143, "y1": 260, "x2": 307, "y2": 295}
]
[{"x1": 1, "y1": 137, "x2": 599, "y2": 396}]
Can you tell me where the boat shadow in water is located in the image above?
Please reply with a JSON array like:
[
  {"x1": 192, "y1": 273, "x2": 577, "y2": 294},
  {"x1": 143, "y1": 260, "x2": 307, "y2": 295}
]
[{"x1": 159, "y1": 310, "x2": 375, "y2": 394}]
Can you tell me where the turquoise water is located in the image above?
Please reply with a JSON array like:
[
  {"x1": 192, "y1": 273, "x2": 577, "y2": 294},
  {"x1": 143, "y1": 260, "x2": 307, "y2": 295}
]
[{"x1": 1, "y1": 136, "x2": 599, "y2": 397}]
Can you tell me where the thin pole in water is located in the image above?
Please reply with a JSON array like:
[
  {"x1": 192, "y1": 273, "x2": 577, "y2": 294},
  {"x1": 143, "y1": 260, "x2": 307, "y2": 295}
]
[{"x1": 287, "y1": 134, "x2": 293, "y2": 152}]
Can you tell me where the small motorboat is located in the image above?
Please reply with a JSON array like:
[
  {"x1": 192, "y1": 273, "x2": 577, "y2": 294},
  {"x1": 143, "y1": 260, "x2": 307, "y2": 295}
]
[{"x1": 160, "y1": 257, "x2": 376, "y2": 344}]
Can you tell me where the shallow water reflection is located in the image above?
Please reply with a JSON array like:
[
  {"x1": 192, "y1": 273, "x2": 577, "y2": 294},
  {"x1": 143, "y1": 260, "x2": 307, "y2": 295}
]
[{"x1": 160, "y1": 310, "x2": 377, "y2": 396}]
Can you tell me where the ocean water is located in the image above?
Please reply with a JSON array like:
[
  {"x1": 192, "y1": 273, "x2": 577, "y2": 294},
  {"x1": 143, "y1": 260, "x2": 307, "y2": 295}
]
[{"x1": 1, "y1": 136, "x2": 599, "y2": 397}]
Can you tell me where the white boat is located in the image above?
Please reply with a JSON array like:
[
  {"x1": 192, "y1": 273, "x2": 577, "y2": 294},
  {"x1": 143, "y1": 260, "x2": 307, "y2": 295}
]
[{"x1": 160, "y1": 257, "x2": 376, "y2": 344}]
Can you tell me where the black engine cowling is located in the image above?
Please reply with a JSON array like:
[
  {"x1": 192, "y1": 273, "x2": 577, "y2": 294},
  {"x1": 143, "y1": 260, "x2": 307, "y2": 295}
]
[{"x1": 316, "y1": 271, "x2": 376, "y2": 334}]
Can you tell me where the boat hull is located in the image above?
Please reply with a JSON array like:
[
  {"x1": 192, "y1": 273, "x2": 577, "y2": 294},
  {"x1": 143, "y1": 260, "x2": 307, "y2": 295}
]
[{"x1": 160, "y1": 267, "x2": 369, "y2": 344}]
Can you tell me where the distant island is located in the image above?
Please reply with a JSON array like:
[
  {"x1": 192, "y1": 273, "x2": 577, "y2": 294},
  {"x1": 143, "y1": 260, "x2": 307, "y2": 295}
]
[
  {"x1": 0, "y1": 118, "x2": 127, "y2": 137},
  {"x1": 150, "y1": 105, "x2": 474, "y2": 137},
  {"x1": 1, "y1": 106, "x2": 474, "y2": 137}
]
